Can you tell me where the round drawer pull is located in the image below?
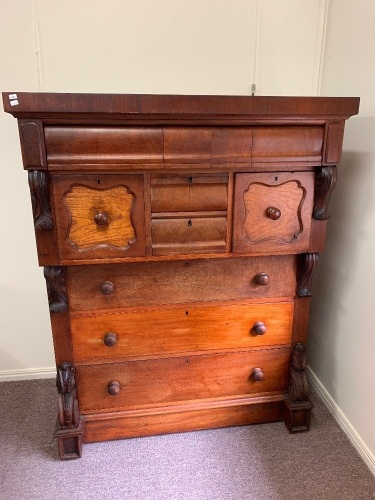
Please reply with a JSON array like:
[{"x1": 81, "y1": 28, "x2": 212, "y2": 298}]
[
  {"x1": 101, "y1": 281, "x2": 115, "y2": 295},
  {"x1": 255, "y1": 273, "x2": 270, "y2": 286},
  {"x1": 94, "y1": 211, "x2": 109, "y2": 225},
  {"x1": 252, "y1": 321, "x2": 267, "y2": 336},
  {"x1": 108, "y1": 380, "x2": 121, "y2": 396},
  {"x1": 251, "y1": 368, "x2": 264, "y2": 382},
  {"x1": 266, "y1": 207, "x2": 281, "y2": 220},
  {"x1": 104, "y1": 332, "x2": 118, "y2": 347}
]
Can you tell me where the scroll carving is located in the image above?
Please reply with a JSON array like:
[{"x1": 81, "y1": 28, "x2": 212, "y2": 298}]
[
  {"x1": 56, "y1": 362, "x2": 80, "y2": 428},
  {"x1": 28, "y1": 170, "x2": 53, "y2": 231},
  {"x1": 288, "y1": 343, "x2": 309, "y2": 403},
  {"x1": 297, "y1": 253, "x2": 319, "y2": 297},
  {"x1": 44, "y1": 266, "x2": 68, "y2": 313},
  {"x1": 313, "y1": 166, "x2": 337, "y2": 220}
]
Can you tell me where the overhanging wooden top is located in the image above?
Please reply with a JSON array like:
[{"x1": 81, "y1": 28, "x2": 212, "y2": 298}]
[{"x1": 2, "y1": 92, "x2": 360, "y2": 124}]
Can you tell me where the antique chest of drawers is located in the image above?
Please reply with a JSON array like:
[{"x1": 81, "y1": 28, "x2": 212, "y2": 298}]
[{"x1": 3, "y1": 93, "x2": 359, "y2": 459}]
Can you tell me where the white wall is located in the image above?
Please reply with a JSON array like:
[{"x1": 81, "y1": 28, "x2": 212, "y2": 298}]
[{"x1": 309, "y1": 0, "x2": 375, "y2": 472}]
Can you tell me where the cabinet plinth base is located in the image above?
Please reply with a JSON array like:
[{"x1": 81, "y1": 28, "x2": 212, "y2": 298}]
[
  {"x1": 283, "y1": 398, "x2": 314, "y2": 433},
  {"x1": 54, "y1": 418, "x2": 84, "y2": 460}
]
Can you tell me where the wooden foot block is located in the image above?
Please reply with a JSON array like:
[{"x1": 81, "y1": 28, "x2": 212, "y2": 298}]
[
  {"x1": 283, "y1": 398, "x2": 314, "y2": 433},
  {"x1": 54, "y1": 418, "x2": 84, "y2": 460}
]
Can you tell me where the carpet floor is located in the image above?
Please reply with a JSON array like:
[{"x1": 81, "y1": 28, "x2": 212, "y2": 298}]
[{"x1": 0, "y1": 378, "x2": 374, "y2": 500}]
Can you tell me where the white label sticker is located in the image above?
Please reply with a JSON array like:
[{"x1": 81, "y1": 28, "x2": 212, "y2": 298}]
[
  {"x1": 10, "y1": 100, "x2": 19, "y2": 106},
  {"x1": 9, "y1": 94, "x2": 17, "y2": 100}
]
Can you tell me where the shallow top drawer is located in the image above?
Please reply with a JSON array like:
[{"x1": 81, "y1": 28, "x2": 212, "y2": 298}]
[{"x1": 45, "y1": 127, "x2": 164, "y2": 167}]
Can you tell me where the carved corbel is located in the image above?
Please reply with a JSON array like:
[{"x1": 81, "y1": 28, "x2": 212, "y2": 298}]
[
  {"x1": 284, "y1": 343, "x2": 313, "y2": 433},
  {"x1": 55, "y1": 362, "x2": 83, "y2": 459},
  {"x1": 313, "y1": 166, "x2": 337, "y2": 220},
  {"x1": 28, "y1": 170, "x2": 53, "y2": 231},
  {"x1": 44, "y1": 266, "x2": 68, "y2": 313},
  {"x1": 297, "y1": 253, "x2": 319, "y2": 297}
]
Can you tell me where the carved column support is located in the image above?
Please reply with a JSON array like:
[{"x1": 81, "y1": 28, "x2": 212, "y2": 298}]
[
  {"x1": 297, "y1": 253, "x2": 319, "y2": 297},
  {"x1": 28, "y1": 170, "x2": 53, "y2": 231},
  {"x1": 284, "y1": 343, "x2": 313, "y2": 433},
  {"x1": 55, "y1": 362, "x2": 83, "y2": 459},
  {"x1": 44, "y1": 266, "x2": 68, "y2": 313},
  {"x1": 313, "y1": 166, "x2": 337, "y2": 220}
]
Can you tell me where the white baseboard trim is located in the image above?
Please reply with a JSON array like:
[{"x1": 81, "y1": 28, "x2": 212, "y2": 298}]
[
  {"x1": 307, "y1": 365, "x2": 375, "y2": 477},
  {"x1": 0, "y1": 366, "x2": 56, "y2": 382}
]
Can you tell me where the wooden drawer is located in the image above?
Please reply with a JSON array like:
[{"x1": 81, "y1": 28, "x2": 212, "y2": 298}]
[
  {"x1": 71, "y1": 301, "x2": 293, "y2": 362},
  {"x1": 151, "y1": 216, "x2": 227, "y2": 255},
  {"x1": 151, "y1": 174, "x2": 228, "y2": 212},
  {"x1": 67, "y1": 255, "x2": 296, "y2": 311},
  {"x1": 52, "y1": 174, "x2": 145, "y2": 260},
  {"x1": 233, "y1": 171, "x2": 314, "y2": 254},
  {"x1": 76, "y1": 348, "x2": 290, "y2": 413}
]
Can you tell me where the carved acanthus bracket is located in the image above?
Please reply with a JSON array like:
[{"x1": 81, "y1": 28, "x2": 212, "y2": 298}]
[
  {"x1": 288, "y1": 343, "x2": 309, "y2": 403},
  {"x1": 28, "y1": 170, "x2": 53, "y2": 231},
  {"x1": 313, "y1": 166, "x2": 337, "y2": 220},
  {"x1": 44, "y1": 266, "x2": 68, "y2": 313},
  {"x1": 56, "y1": 362, "x2": 79, "y2": 428},
  {"x1": 297, "y1": 253, "x2": 319, "y2": 297}
]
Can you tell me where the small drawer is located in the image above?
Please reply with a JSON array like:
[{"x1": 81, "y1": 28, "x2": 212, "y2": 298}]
[
  {"x1": 67, "y1": 256, "x2": 297, "y2": 312},
  {"x1": 233, "y1": 171, "x2": 314, "y2": 254},
  {"x1": 151, "y1": 216, "x2": 227, "y2": 255},
  {"x1": 151, "y1": 174, "x2": 228, "y2": 212},
  {"x1": 71, "y1": 301, "x2": 294, "y2": 362},
  {"x1": 52, "y1": 174, "x2": 146, "y2": 261},
  {"x1": 76, "y1": 348, "x2": 291, "y2": 413}
]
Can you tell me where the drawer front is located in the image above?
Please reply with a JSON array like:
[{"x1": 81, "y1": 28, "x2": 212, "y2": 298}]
[
  {"x1": 151, "y1": 216, "x2": 227, "y2": 255},
  {"x1": 151, "y1": 174, "x2": 228, "y2": 212},
  {"x1": 71, "y1": 301, "x2": 294, "y2": 362},
  {"x1": 76, "y1": 348, "x2": 290, "y2": 412},
  {"x1": 233, "y1": 171, "x2": 314, "y2": 254},
  {"x1": 52, "y1": 175, "x2": 145, "y2": 260},
  {"x1": 67, "y1": 255, "x2": 296, "y2": 311}
]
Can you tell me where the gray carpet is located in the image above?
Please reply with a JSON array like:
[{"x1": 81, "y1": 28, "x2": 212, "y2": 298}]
[{"x1": 0, "y1": 379, "x2": 374, "y2": 500}]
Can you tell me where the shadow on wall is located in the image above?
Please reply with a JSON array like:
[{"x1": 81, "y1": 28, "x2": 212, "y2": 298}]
[{"x1": 308, "y1": 115, "x2": 375, "y2": 401}]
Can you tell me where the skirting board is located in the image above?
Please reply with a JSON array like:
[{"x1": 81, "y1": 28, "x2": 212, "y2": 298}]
[
  {"x1": 0, "y1": 367, "x2": 55, "y2": 382},
  {"x1": 307, "y1": 365, "x2": 375, "y2": 477}
]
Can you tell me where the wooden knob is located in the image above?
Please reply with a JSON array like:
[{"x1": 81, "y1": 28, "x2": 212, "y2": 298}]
[
  {"x1": 255, "y1": 273, "x2": 270, "y2": 286},
  {"x1": 266, "y1": 207, "x2": 281, "y2": 220},
  {"x1": 104, "y1": 332, "x2": 118, "y2": 347},
  {"x1": 94, "y1": 211, "x2": 109, "y2": 225},
  {"x1": 252, "y1": 321, "x2": 267, "y2": 335},
  {"x1": 101, "y1": 281, "x2": 115, "y2": 295},
  {"x1": 108, "y1": 380, "x2": 121, "y2": 396},
  {"x1": 251, "y1": 368, "x2": 264, "y2": 382}
]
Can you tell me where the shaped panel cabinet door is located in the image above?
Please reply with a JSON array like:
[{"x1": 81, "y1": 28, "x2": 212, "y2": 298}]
[
  {"x1": 52, "y1": 175, "x2": 145, "y2": 261},
  {"x1": 232, "y1": 172, "x2": 314, "y2": 254}
]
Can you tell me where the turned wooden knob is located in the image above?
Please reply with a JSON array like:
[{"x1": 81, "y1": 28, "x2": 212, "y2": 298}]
[
  {"x1": 266, "y1": 207, "x2": 281, "y2": 220},
  {"x1": 252, "y1": 321, "x2": 267, "y2": 335},
  {"x1": 101, "y1": 281, "x2": 115, "y2": 295},
  {"x1": 108, "y1": 380, "x2": 121, "y2": 395},
  {"x1": 104, "y1": 332, "x2": 118, "y2": 347},
  {"x1": 251, "y1": 368, "x2": 264, "y2": 382},
  {"x1": 94, "y1": 211, "x2": 109, "y2": 225},
  {"x1": 255, "y1": 273, "x2": 270, "y2": 286}
]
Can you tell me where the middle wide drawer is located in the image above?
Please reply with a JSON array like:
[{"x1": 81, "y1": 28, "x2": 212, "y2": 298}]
[{"x1": 71, "y1": 300, "x2": 293, "y2": 363}]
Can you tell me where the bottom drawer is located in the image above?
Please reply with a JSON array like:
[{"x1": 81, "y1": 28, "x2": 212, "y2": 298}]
[{"x1": 76, "y1": 348, "x2": 290, "y2": 413}]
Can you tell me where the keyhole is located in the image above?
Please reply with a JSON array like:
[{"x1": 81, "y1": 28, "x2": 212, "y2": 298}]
[
  {"x1": 274, "y1": 176, "x2": 278, "y2": 182},
  {"x1": 187, "y1": 219, "x2": 192, "y2": 227},
  {"x1": 188, "y1": 176, "x2": 193, "y2": 184},
  {"x1": 97, "y1": 179, "x2": 101, "y2": 184},
  {"x1": 185, "y1": 311, "x2": 189, "y2": 316}
]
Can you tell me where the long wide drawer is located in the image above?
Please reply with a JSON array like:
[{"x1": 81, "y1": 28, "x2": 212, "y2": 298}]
[
  {"x1": 71, "y1": 301, "x2": 293, "y2": 362},
  {"x1": 76, "y1": 348, "x2": 290, "y2": 413},
  {"x1": 67, "y1": 255, "x2": 296, "y2": 311}
]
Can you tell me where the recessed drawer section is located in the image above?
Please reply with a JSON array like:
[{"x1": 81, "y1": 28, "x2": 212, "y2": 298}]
[
  {"x1": 67, "y1": 256, "x2": 296, "y2": 311},
  {"x1": 71, "y1": 301, "x2": 294, "y2": 362},
  {"x1": 76, "y1": 348, "x2": 290, "y2": 413},
  {"x1": 151, "y1": 174, "x2": 228, "y2": 212},
  {"x1": 152, "y1": 216, "x2": 227, "y2": 255}
]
